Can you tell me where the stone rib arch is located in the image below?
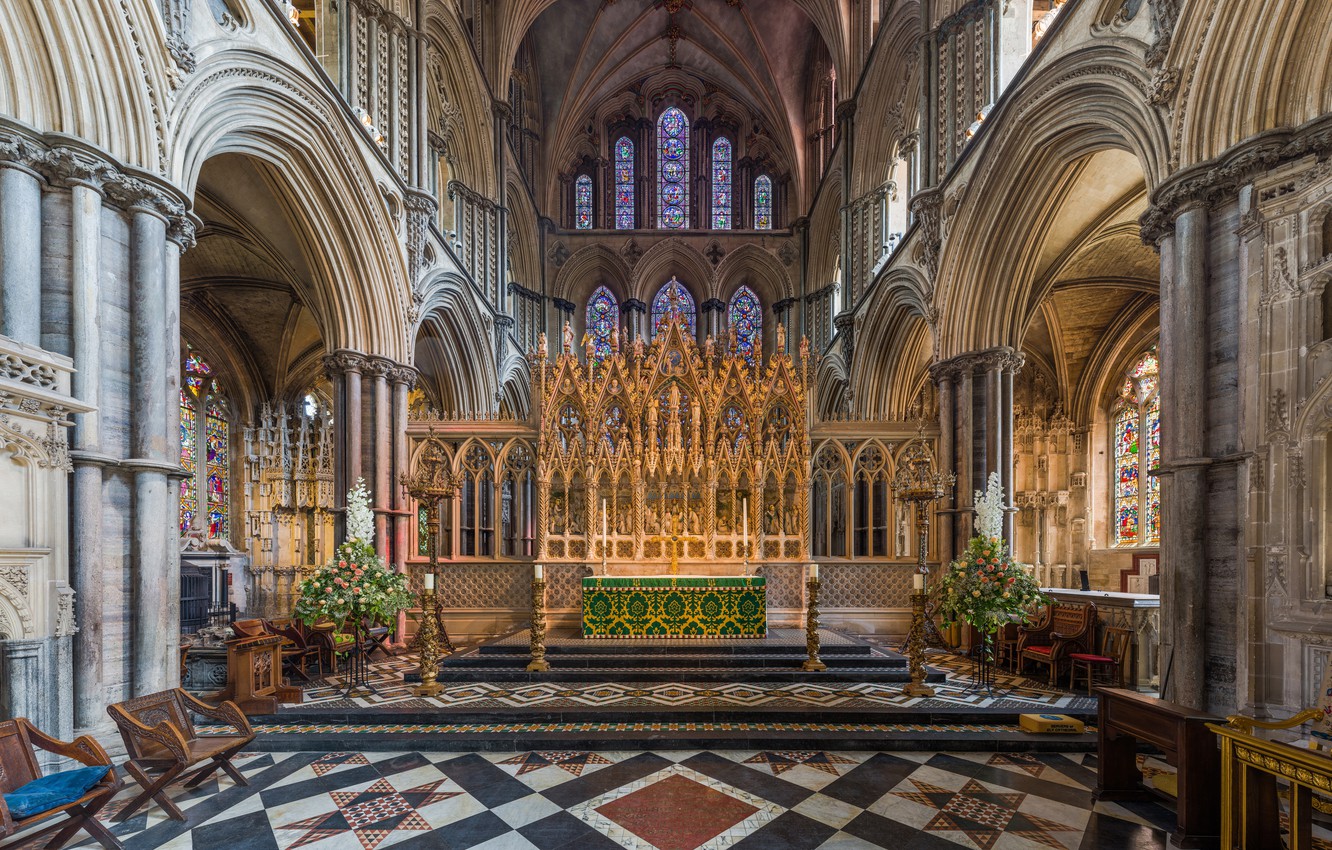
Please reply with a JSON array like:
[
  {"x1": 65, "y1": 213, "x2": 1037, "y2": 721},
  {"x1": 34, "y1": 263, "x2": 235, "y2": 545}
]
[
  {"x1": 714, "y1": 244, "x2": 794, "y2": 304},
  {"x1": 852, "y1": 267, "x2": 935, "y2": 419},
  {"x1": 552, "y1": 244, "x2": 632, "y2": 305},
  {"x1": 631, "y1": 239, "x2": 713, "y2": 304},
  {"x1": 414, "y1": 271, "x2": 498, "y2": 415},
  {"x1": 933, "y1": 46, "x2": 1167, "y2": 357},
  {"x1": 170, "y1": 52, "x2": 414, "y2": 361}
]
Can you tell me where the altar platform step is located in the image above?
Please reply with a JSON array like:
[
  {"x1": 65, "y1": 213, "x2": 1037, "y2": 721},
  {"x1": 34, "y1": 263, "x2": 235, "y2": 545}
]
[{"x1": 419, "y1": 627, "x2": 942, "y2": 685}]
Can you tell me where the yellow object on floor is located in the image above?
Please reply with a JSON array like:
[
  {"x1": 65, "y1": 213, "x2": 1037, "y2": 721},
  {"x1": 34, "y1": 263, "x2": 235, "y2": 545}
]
[{"x1": 1019, "y1": 713, "x2": 1086, "y2": 734}]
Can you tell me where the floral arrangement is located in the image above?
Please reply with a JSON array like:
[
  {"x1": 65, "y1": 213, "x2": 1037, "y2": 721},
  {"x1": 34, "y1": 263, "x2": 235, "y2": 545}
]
[
  {"x1": 294, "y1": 479, "x2": 412, "y2": 630},
  {"x1": 934, "y1": 472, "x2": 1047, "y2": 635}
]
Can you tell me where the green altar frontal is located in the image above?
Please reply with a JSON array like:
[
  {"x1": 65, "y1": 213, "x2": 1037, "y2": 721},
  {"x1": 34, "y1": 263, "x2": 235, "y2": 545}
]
[{"x1": 581, "y1": 576, "x2": 767, "y2": 639}]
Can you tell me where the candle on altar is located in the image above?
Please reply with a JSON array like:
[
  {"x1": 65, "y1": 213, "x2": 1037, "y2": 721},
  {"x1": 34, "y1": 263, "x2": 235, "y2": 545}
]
[
  {"x1": 913, "y1": 572, "x2": 924, "y2": 591},
  {"x1": 424, "y1": 573, "x2": 435, "y2": 591},
  {"x1": 742, "y1": 497, "x2": 748, "y2": 558},
  {"x1": 809, "y1": 564, "x2": 818, "y2": 580},
  {"x1": 602, "y1": 498, "x2": 608, "y2": 555},
  {"x1": 534, "y1": 564, "x2": 543, "y2": 580}
]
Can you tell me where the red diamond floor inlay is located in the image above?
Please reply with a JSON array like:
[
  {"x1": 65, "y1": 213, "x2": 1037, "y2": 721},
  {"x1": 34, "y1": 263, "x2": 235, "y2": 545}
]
[{"x1": 595, "y1": 773, "x2": 760, "y2": 850}]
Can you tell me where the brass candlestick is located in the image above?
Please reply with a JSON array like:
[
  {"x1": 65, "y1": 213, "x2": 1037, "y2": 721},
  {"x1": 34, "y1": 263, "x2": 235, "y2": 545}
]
[
  {"x1": 413, "y1": 587, "x2": 444, "y2": 697},
  {"x1": 527, "y1": 577, "x2": 550, "y2": 672},
  {"x1": 802, "y1": 574, "x2": 827, "y2": 672},
  {"x1": 902, "y1": 589, "x2": 936, "y2": 697}
]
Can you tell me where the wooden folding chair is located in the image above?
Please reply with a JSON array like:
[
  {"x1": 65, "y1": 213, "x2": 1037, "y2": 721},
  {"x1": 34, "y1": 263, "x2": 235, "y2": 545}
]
[
  {"x1": 0, "y1": 718, "x2": 122, "y2": 850},
  {"x1": 106, "y1": 689, "x2": 254, "y2": 822}
]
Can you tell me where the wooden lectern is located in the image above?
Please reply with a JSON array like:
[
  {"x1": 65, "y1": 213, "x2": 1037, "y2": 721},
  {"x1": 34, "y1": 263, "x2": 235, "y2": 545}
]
[{"x1": 217, "y1": 634, "x2": 303, "y2": 714}]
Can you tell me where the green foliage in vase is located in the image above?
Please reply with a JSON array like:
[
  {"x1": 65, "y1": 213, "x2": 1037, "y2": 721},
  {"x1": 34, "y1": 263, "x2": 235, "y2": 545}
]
[{"x1": 293, "y1": 478, "x2": 412, "y2": 628}]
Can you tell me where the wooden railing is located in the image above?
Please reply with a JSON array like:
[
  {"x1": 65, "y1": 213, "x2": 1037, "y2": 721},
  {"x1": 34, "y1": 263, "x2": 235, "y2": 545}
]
[{"x1": 1208, "y1": 709, "x2": 1327, "y2": 849}]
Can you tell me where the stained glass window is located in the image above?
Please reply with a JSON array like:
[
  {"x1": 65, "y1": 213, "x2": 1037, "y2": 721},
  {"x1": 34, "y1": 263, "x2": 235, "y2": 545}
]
[
  {"x1": 180, "y1": 346, "x2": 229, "y2": 540},
  {"x1": 206, "y1": 399, "x2": 229, "y2": 538},
  {"x1": 754, "y1": 174, "x2": 773, "y2": 230},
  {"x1": 1112, "y1": 347, "x2": 1161, "y2": 547},
  {"x1": 574, "y1": 174, "x2": 592, "y2": 229},
  {"x1": 728, "y1": 285, "x2": 761, "y2": 362},
  {"x1": 711, "y1": 137, "x2": 732, "y2": 229},
  {"x1": 615, "y1": 137, "x2": 635, "y2": 229},
  {"x1": 651, "y1": 279, "x2": 696, "y2": 338},
  {"x1": 179, "y1": 388, "x2": 197, "y2": 536},
  {"x1": 585, "y1": 285, "x2": 619, "y2": 361},
  {"x1": 658, "y1": 108, "x2": 689, "y2": 229}
]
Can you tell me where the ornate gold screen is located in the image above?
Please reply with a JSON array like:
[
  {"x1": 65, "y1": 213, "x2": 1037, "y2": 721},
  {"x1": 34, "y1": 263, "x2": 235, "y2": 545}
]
[{"x1": 530, "y1": 304, "x2": 813, "y2": 565}]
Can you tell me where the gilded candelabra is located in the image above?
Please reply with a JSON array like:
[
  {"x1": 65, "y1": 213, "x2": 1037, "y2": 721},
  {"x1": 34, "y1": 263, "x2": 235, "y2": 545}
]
[
  {"x1": 527, "y1": 575, "x2": 550, "y2": 672},
  {"x1": 401, "y1": 433, "x2": 456, "y2": 692},
  {"x1": 802, "y1": 567, "x2": 827, "y2": 672},
  {"x1": 413, "y1": 586, "x2": 444, "y2": 697},
  {"x1": 891, "y1": 419, "x2": 955, "y2": 695}
]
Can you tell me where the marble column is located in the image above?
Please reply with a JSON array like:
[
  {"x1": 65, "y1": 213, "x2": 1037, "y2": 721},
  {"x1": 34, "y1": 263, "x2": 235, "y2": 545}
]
[
  {"x1": 957, "y1": 365, "x2": 974, "y2": 544},
  {"x1": 344, "y1": 354, "x2": 365, "y2": 487},
  {"x1": 0, "y1": 161, "x2": 43, "y2": 346},
  {"x1": 1161, "y1": 205, "x2": 1209, "y2": 709},
  {"x1": 164, "y1": 221, "x2": 191, "y2": 690},
  {"x1": 390, "y1": 366, "x2": 415, "y2": 644},
  {"x1": 1001, "y1": 362, "x2": 1016, "y2": 542},
  {"x1": 368, "y1": 358, "x2": 393, "y2": 558},
  {"x1": 128, "y1": 202, "x2": 175, "y2": 696},
  {"x1": 68, "y1": 178, "x2": 108, "y2": 729},
  {"x1": 701, "y1": 298, "x2": 725, "y2": 343}
]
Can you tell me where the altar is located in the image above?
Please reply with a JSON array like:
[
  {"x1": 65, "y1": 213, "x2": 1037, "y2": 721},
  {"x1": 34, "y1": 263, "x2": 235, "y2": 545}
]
[{"x1": 581, "y1": 575, "x2": 766, "y2": 638}]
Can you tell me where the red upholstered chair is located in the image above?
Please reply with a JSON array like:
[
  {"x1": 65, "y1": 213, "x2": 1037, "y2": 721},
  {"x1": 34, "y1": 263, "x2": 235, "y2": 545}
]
[
  {"x1": 1069, "y1": 625, "x2": 1133, "y2": 695},
  {"x1": 1017, "y1": 602, "x2": 1096, "y2": 686}
]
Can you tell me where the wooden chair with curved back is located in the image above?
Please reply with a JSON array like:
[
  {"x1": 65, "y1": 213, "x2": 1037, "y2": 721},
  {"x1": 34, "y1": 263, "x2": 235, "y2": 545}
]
[{"x1": 1018, "y1": 601, "x2": 1096, "y2": 686}]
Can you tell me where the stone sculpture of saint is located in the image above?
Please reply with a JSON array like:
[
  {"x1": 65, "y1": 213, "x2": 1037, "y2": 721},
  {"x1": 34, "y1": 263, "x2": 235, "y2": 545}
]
[
  {"x1": 537, "y1": 331, "x2": 548, "y2": 358},
  {"x1": 563, "y1": 320, "x2": 574, "y2": 354}
]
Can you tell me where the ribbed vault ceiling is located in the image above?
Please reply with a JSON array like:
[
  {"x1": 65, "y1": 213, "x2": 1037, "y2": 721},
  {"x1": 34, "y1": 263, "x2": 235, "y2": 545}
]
[{"x1": 528, "y1": 0, "x2": 828, "y2": 173}]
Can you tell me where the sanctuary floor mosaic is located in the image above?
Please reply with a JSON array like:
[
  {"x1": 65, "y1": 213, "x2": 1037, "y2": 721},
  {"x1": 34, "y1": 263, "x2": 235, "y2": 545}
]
[
  {"x1": 32, "y1": 748, "x2": 1182, "y2": 850},
  {"x1": 286, "y1": 650, "x2": 1098, "y2": 714}
]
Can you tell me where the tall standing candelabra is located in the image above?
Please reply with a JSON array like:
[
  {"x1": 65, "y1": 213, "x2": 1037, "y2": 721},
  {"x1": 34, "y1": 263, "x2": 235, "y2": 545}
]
[
  {"x1": 802, "y1": 564, "x2": 827, "y2": 672},
  {"x1": 527, "y1": 567, "x2": 549, "y2": 672},
  {"x1": 401, "y1": 434, "x2": 456, "y2": 696},
  {"x1": 892, "y1": 421, "x2": 956, "y2": 697}
]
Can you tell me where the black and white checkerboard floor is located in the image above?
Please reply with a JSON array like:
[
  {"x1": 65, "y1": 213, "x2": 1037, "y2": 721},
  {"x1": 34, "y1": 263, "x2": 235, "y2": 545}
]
[{"x1": 26, "y1": 748, "x2": 1182, "y2": 850}]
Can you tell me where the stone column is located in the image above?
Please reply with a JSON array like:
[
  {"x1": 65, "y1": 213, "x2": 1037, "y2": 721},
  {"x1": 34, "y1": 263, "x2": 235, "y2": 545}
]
[
  {"x1": 552, "y1": 298, "x2": 575, "y2": 343},
  {"x1": 1001, "y1": 359, "x2": 1017, "y2": 542},
  {"x1": 390, "y1": 366, "x2": 415, "y2": 644},
  {"x1": 0, "y1": 160, "x2": 43, "y2": 346},
  {"x1": 934, "y1": 369, "x2": 956, "y2": 565},
  {"x1": 623, "y1": 299, "x2": 647, "y2": 342},
  {"x1": 127, "y1": 201, "x2": 175, "y2": 695},
  {"x1": 1160, "y1": 205, "x2": 1210, "y2": 709},
  {"x1": 957, "y1": 362, "x2": 975, "y2": 545},
  {"x1": 68, "y1": 177, "x2": 107, "y2": 730},
  {"x1": 701, "y1": 298, "x2": 725, "y2": 343},
  {"x1": 367, "y1": 358, "x2": 393, "y2": 557},
  {"x1": 325, "y1": 351, "x2": 366, "y2": 537}
]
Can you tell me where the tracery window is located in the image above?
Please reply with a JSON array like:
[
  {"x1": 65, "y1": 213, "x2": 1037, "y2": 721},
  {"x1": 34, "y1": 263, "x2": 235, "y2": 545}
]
[
  {"x1": 651, "y1": 279, "x2": 696, "y2": 338},
  {"x1": 179, "y1": 346, "x2": 230, "y2": 539},
  {"x1": 614, "y1": 137, "x2": 635, "y2": 229},
  {"x1": 658, "y1": 108, "x2": 689, "y2": 229},
  {"x1": 754, "y1": 175, "x2": 773, "y2": 229},
  {"x1": 728, "y1": 285, "x2": 761, "y2": 362},
  {"x1": 585, "y1": 285, "x2": 619, "y2": 360},
  {"x1": 711, "y1": 137, "x2": 732, "y2": 229},
  {"x1": 574, "y1": 174, "x2": 593, "y2": 229},
  {"x1": 1112, "y1": 348, "x2": 1161, "y2": 547}
]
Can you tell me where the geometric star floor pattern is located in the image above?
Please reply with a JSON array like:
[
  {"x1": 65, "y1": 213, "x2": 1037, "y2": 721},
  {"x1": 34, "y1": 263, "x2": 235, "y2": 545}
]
[{"x1": 44, "y1": 747, "x2": 1179, "y2": 850}]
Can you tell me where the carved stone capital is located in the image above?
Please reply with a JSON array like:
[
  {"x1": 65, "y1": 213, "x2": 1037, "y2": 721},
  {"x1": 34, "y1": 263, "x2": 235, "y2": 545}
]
[
  {"x1": 323, "y1": 350, "x2": 367, "y2": 377},
  {"x1": 362, "y1": 358, "x2": 393, "y2": 379},
  {"x1": 388, "y1": 365, "x2": 419, "y2": 389}
]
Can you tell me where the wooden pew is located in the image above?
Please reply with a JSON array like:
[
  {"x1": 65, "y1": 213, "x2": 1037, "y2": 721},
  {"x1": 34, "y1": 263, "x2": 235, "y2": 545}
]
[{"x1": 1094, "y1": 687, "x2": 1221, "y2": 849}]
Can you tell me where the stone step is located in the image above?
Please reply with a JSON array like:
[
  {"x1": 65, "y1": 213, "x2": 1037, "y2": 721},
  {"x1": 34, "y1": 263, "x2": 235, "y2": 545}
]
[
  {"x1": 474, "y1": 627, "x2": 876, "y2": 657},
  {"x1": 441, "y1": 650, "x2": 906, "y2": 670},
  {"x1": 417, "y1": 666, "x2": 946, "y2": 684}
]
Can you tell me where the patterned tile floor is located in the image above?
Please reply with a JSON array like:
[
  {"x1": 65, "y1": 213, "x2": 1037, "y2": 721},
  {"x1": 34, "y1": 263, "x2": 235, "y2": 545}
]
[
  {"x1": 27, "y1": 748, "x2": 1186, "y2": 850},
  {"x1": 288, "y1": 650, "x2": 1098, "y2": 714}
]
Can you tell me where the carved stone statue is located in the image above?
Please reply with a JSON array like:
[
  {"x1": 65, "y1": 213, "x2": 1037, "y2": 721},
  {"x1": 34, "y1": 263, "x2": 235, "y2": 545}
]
[
  {"x1": 537, "y1": 331, "x2": 548, "y2": 358},
  {"x1": 563, "y1": 320, "x2": 574, "y2": 354},
  {"x1": 704, "y1": 334, "x2": 715, "y2": 360},
  {"x1": 776, "y1": 322, "x2": 786, "y2": 352},
  {"x1": 633, "y1": 336, "x2": 645, "y2": 360},
  {"x1": 611, "y1": 324, "x2": 620, "y2": 354}
]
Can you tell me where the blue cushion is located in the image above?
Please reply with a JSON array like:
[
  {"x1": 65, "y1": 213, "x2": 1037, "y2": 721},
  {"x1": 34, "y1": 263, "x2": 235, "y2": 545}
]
[{"x1": 3, "y1": 765, "x2": 110, "y2": 819}]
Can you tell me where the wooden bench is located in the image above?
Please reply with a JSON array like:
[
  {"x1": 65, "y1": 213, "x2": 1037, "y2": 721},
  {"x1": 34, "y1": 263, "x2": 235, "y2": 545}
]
[
  {"x1": 0, "y1": 719, "x2": 122, "y2": 850},
  {"x1": 106, "y1": 689, "x2": 255, "y2": 822},
  {"x1": 1095, "y1": 687, "x2": 1221, "y2": 848}
]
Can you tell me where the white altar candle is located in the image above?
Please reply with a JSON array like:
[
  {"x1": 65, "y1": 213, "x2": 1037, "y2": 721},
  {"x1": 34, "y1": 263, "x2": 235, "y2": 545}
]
[
  {"x1": 534, "y1": 564, "x2": 544, "y2": 580},
  {"x1": 809, "y1": 564, "x2": 818, "y2": 580},
  {"x1": 424, "y1": 573, "x2": 435, "y2": 591},
  {"x1": 742, "y1": 497, "x2": 748, "y2": 556},
  {"x1": 602, "y1": 498, "x2": 608, "y2": 552},
  {"x1": 913, "y1": 572, "x2": 924, "y2": 591}
]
